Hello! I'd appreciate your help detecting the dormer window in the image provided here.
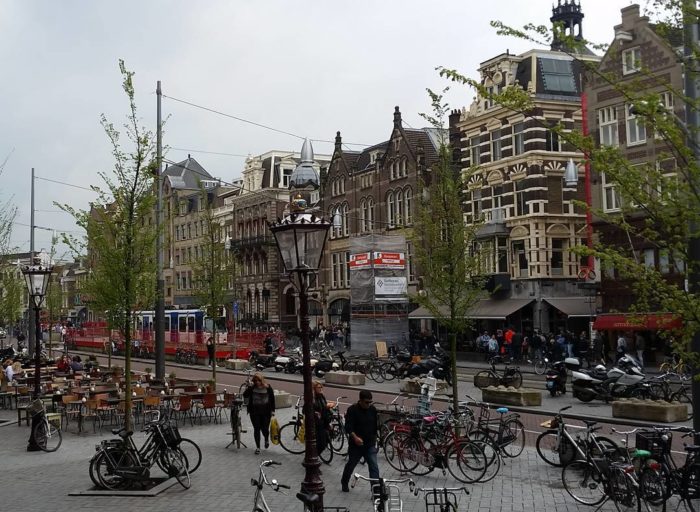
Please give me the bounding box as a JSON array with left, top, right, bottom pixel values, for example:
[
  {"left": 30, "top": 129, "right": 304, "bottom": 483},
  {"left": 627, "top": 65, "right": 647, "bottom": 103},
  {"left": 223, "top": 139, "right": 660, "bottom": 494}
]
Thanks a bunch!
[
  {"left": 622, "top": 47, "right": 642, "bottom": 75},
  {"left": 282, "top": 168, "right": 293, "bottom": 188},
  {"left": 370, "top": 151, "right": 378, "bottom": 164}
]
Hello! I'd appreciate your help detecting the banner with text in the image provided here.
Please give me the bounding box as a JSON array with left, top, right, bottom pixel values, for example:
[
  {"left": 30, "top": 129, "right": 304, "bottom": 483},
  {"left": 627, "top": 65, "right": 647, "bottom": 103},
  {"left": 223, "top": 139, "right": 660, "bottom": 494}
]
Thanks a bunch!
[
  {"left": 374, "top": 277, "right": 407, "bottom": 301},
  {"left": 372, "top": 251, "right": 405, "bottom": 269},
  {"left": 349, "top": 252, "right": 372, "bottom": 270}
]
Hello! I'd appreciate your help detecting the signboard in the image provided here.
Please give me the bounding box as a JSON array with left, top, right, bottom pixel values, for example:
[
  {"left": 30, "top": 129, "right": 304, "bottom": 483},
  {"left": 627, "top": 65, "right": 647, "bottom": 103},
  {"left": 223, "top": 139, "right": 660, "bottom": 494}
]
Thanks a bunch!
[
  {"left": 374, "top": 277, "right": 407, "bottom": 297},
  {"left": 232, "top": 301, "right": 239, "bottom": 315},
  {"left": 373, "top": 251, "right": 405, "bottom": 269},
  {"left": 349, "top": 252, "right": 372, "bottom": 270}
]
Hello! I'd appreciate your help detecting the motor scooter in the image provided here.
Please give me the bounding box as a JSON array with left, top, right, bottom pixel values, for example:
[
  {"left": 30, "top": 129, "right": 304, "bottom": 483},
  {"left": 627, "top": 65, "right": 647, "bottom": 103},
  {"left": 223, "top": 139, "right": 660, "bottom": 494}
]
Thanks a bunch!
[
  {"left": 545, "top": 359, "right": 568, "bottom": 396},
  {"left": 571, "top": 355, "right": 646, "bottom": 402}
]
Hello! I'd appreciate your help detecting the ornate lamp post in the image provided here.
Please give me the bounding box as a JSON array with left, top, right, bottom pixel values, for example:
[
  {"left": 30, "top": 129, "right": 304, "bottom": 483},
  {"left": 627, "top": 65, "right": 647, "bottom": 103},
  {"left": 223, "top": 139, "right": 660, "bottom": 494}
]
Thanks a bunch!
[
  {"left": 269, "top": 196, "right": 330, "bottom": 511},
  {"left": 21, "top": 260, "right": 53, "bottom": 399}
]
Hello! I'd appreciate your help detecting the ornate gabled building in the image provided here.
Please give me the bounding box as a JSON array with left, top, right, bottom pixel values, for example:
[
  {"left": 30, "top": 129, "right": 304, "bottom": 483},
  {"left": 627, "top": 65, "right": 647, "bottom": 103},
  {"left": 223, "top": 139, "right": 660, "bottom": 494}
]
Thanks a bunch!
[
  {"left": 321, "top": 107, "right": 440, "bottom": 330},
  {"left": 449, "top": 0, "right": 601, "bottom": 336}
]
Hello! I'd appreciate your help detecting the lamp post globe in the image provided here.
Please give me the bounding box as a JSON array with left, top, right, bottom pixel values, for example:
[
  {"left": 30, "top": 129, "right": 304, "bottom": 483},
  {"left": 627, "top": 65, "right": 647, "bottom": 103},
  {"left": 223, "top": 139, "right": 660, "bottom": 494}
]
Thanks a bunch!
[{"left": 20, "top": 261, "right": 53, "bottom": 399}]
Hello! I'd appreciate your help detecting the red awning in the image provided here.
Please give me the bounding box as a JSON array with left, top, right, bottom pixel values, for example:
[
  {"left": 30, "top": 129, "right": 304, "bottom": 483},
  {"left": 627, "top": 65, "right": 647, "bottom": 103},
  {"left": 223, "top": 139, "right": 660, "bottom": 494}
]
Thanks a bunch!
[{"left": 593, "top": 313, "right": 682, "bottom": 331}]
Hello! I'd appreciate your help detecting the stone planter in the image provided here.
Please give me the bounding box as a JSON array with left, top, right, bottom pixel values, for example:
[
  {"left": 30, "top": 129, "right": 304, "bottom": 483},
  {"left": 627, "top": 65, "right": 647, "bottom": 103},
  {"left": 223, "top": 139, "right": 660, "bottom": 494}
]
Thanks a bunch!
[
  {"left": 324, "top": 371, "right": 366, "bottom": 386},
  {"left": 612, "top": 399, "right": 688, "bottom": 423},
  {"left": 273, "top": 390, "right": 293, "bottom": 409},
  {"left": 481, "top": 386, "right": 542, "bottom": 406},
  {"left": 225, "top": 359, "right": 249, "bottom": 370}
]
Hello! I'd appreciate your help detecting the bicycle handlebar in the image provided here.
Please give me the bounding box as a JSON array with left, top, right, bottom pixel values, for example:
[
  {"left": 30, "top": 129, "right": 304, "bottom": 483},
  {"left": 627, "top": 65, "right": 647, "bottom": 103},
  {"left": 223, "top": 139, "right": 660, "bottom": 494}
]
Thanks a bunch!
[
  {"left": 351, "top": 473, "right": 414, "bottom": 488},
  {"left": 611, "top": 427, "right": 641, "bottom": 435},
  {"left": 413, "top": 486, "right": 470, "bottom": 497},
  {"left": 262, "top": 460, "right": 282, "bottom": 467}
]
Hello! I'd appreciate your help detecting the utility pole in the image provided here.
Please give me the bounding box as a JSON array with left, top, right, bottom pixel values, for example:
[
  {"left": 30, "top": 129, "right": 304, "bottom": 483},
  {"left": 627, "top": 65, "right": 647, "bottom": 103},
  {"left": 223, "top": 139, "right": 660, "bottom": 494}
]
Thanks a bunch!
[
  {"left": 683, "top": 1, "right": 700, "bottom": 434},
  {"left": 28, "top": 168, "right": 35, "bottom": 352},
  {"left": 155, "top": 81, "right": 166, "bottom": 382}
]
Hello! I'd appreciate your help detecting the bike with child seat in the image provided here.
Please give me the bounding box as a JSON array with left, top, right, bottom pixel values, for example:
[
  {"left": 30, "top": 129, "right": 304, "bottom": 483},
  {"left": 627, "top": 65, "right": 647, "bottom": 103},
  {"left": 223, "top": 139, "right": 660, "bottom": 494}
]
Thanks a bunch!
[
  {"left": 535, "top": 405, "right": 619, "bottom": 467},
  {"left": 352, "top": 473, "right": 414, "bottom": 512}
]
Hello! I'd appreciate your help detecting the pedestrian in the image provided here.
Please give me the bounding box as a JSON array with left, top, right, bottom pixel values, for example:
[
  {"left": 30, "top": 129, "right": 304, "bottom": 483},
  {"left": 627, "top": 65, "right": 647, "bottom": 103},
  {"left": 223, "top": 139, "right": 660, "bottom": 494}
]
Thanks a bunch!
[
  {"left": 243, "top": 372, "right": 276, "bottom": 454},
  {"left": 341, "top": 390, "right": 379, "bottom": 492},
  {"left": 313, "top": 381, "right": 334, "bottom": 459},
  {"left": 511, "top": 330, "right": 523, "bottom": 362},
  {"left": 504, "top": 327, "right": 514, "bottom": 359},
  {"left": 635, "top": 332, "right": 646, "bottom": 367},
  {"left": 487, "top": 335, "right": 499, "bottom": 359},
  {"left": 616, "top": 333, "right": 628, "bottom": 360},
  {"left": 592, "top": 331, "right": 604, "bottom": 364},
  {"left": 206, "top": 336, "right": 216, "bottom": 367},
  {"left": 3, "top": 359, "right": 14, "bottom": 383}
]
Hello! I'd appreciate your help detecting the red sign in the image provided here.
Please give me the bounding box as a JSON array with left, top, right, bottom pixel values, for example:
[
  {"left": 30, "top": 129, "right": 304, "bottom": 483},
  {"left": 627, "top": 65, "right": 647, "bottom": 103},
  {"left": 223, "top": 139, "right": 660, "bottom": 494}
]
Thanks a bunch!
[
  {"left": 373, "top": 251, "right": 405, "bottom": 269},
  {"left": 592, "top": 313, "right": 682, "bottom": 331},
  {"left": 349, "top": 252, "right": 372, "bottom": 269}
]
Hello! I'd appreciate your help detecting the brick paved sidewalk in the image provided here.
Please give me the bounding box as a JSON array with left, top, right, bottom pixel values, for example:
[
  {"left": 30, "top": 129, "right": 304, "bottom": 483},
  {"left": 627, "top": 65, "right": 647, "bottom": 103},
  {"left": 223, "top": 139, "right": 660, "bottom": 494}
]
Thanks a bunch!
[{"left": 0, "top": 404, "right": 632, "bottom": 512}]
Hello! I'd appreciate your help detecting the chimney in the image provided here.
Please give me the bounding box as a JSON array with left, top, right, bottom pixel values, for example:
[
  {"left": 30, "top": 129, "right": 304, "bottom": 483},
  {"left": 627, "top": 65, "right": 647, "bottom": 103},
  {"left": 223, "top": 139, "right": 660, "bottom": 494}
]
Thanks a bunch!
[
  {"left": 393, "top": 106, "right": 402, "bottom": 128},
  {"left": 335, "top": 131, "right": 342, "bottom": 152}
]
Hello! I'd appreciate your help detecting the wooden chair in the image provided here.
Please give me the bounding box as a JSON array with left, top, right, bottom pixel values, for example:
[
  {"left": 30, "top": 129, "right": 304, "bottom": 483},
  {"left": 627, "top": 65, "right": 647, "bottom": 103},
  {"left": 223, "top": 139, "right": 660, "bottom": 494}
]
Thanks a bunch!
[
  {"left": 94, "top": 393, "right": 116, "bottom": 426},
  {"left": 15, "top": 387, "right": 31, "bottom": 426},
  {"left": 82, "top": 399, "right": 100, "bottom": 433},
  {"left": 142, "top": 395, "right": 162, "bottom": 424},
  {"left": 174, "top": 395, "right": 194, "bottom": 426},
  {"left": 62, "top": 394, "right": 82, "bottom": 431},
  {"left": 195, "top": 393, "right": 220, "bottom": 424}
]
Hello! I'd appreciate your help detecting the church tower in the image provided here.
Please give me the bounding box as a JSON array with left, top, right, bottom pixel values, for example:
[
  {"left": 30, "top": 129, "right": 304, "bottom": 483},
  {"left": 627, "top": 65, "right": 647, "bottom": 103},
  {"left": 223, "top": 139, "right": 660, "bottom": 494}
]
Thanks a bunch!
[{"left": 550, "top": 0, "right": 585, "bottom": 51}]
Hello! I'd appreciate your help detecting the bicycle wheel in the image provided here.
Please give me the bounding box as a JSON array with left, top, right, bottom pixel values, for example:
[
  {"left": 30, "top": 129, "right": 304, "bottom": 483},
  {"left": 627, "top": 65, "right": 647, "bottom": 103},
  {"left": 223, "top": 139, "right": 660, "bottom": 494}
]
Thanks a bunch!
[
  {"left": 381, "top": 362, "right": 398, "bottom": 381},
  {"left": 34, "top": 418, "right": 62, "bottom": 452},
  {"left": 177, "top": 438, "right": 202, "bottom": 474},
  {"left": 608, "top": 468, "right": 638, "bottom": 511},
  {"left": 534, "top": 359, "right": 547, "bottom": 375},
  {"left": 383, "top": 431, "right": 418, "bottom": 473},
  {"left": 368, "top": 362, "right": 384, "bottom": 383},
  {"left": 501, "top": 419, "right": 525, "bottom": 458},
  {"left": 639, "top": 466, "right": 668, "bottom": 506},
  {"left": 536, "top": 430, "right": 575, "bottom": 467},
  {"left": 279, "top": 422, "right": 305, "bottom": 454},
  {"left": 328, "top": 419, "right": 347, "bottom": 456},
  {"left": 94, "top": 450, "right": 138, "bottom": 490},
  {"left": 468, "top": 436, "right": 501, "bottom": 483},
  {"left": 505, "top": 370, "right": 523, "bottom": 389},
  {"left": 589, "top": 436, "right": 621, "bottom": 459},
  {"left": 163, "top": 448, "right": 191, "bottom": 489},
  {"left": 562, "top": 460, "right": 606, "bottom": 506},
  {"left": 319, "top": 444, "right": 333, "bottom": 464},
  {"left": 682, "top": 462, "right": 700, "bottom": 512},
  {"left": 447, "top": 440, "right": 487, "bottom": 484},
  {"left": 474, "top": 370, "right": 497, "bottom": 389}
]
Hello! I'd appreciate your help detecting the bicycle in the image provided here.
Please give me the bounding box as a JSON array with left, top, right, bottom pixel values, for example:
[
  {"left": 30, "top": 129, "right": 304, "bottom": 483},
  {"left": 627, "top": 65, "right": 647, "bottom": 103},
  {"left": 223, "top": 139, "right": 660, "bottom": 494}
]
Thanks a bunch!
[
  {"left": 238, "top": 368, "right": 254, "bottom": 396},
  {"left": 327, "top": 396, "right": 348, "bottom": 457},
  {"left": 278, "top": 396, "right": 333, "bottom": 463},
  {"left": 240, "top": 460, "right": 290, "bottom": 512},
  {"left": 469, "top": 403, "right": 525, "bottom": 458},
  {"left": 659, "top": 355, "right": 691, "bottom": 380},
  {"left": 28, "top": 399, "right": 62, "bottom": 452},
  {"left": 90, "top": 413, "right": 190, "bottom": 490},
  {"left": 474, "top": 358, "right": 523, "bottom": 389},
  {"left": 413, "top": 486, "right": 469, "bottom": 512},
  {"left": 535, "top": 405, "right": 619, "bottom": 467},
  {"left": 352, "top": 473, "right": 414, "bottom": 512},
  {"left": 226, "top": 394, "right": 247, "bottom": 449},
  {"left": 647, "top": 373, "right": 693, "bottom": 420}
]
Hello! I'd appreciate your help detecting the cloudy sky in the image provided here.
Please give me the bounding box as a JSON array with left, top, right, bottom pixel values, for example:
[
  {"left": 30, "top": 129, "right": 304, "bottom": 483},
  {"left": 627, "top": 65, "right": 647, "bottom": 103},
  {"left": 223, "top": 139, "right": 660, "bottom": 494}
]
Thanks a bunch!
[{"left": 1, "top": 0, "right": 636, "bottom": 258}]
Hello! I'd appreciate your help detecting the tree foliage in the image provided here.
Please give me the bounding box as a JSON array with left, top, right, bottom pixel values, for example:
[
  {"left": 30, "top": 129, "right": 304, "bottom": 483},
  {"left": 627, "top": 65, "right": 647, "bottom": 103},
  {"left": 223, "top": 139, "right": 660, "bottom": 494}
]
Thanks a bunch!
[
  {"left": 0, "top": 150, "right": 19, "bottom": 330},
  {"left": 412, "top": 88, "right": 485, "bottom": 413},
  {"left": 60, "top": 60, "right": 157, "bottom": 430}
]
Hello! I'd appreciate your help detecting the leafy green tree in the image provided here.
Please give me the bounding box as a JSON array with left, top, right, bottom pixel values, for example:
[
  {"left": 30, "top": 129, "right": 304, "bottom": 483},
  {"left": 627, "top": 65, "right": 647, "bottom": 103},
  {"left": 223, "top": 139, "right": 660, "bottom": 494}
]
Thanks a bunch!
[
  {"left": 0, "top": 151, "right": 19, "bottom": 333},
  {"left": 438, "top": 0, "right": 700, "bottom": 369},
  {"left": 61, "top": 60, "right": 157, "bottom": 431},
  {"left": 412, "top": 88, "right": 485, "bottom": 415}
]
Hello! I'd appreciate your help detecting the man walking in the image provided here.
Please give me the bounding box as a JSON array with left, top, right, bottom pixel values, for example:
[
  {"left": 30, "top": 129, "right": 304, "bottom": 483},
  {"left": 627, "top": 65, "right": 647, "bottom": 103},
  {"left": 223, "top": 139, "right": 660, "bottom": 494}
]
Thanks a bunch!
[{"left": 341, "top": 390, "right": 379, "bottom": 492}]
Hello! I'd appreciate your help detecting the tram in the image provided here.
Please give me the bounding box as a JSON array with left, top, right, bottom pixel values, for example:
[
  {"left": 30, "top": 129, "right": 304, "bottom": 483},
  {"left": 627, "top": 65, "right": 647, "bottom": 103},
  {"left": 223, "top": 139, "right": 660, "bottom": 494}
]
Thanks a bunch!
[{"left": 134, "top": 308, "right": 229, "bottom": 344}]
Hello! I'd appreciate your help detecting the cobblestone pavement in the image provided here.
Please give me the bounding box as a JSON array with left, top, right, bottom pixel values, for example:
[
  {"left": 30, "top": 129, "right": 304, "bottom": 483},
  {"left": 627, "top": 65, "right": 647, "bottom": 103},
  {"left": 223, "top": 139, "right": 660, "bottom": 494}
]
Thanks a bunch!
[{"left": 0, "top": 403, "right": 657, "bottom": 512}]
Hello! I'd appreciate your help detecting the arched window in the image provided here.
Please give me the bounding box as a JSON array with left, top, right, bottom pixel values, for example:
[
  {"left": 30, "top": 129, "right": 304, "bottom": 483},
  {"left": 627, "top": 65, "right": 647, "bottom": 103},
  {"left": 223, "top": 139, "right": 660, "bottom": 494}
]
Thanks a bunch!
[
  {"left": 260, "top": 252, "right": 268, "bottom": 274},
  {"left": 246, "top": 289, "right": 253, "bottom": 317},
  {"left": 404, "top": 187, "right": 412, "bottom": 224},
  {"left": 342, "top": 203, "right": 349, "bottom": 237},
  {"left": 367, "top": 198, "right": 375, "bottom": 230},
  {"left": 387, "top": 191, "right": 395, "bottom": 227},
  {"left": 360, "top": 199, "right": 367, "bottom": 232},
  {"left": 330, "top": 205, "right": 341, "bottom": 239},
  {"left": 401, "top": 157, "right": 407, "bottom": 177},
  {"left": 255, "top": 289, "right": 261, "bottom": 318},
  {"left": 395, "top": 189, "right": 404, "bottom": 226},
  {"left": 285, "top": 288, "right": 296, "bottom": 315}
]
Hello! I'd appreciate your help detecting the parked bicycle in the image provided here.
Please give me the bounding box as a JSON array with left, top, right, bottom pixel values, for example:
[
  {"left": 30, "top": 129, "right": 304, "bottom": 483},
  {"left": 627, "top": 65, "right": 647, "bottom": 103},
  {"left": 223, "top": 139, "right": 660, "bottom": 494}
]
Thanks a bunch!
[
  {"left": 28, "top": 399, "right": 62, "bottom": 452},
  {"left": 89, "top": 412, "right": 191, "bottom": 490},
  {"left": 474, "top": 358, "right": 523, "bottom": 389},
  {"left": 646, "top": 373, "right": 693, "bottom": 420},
  {"left": 226, "top": 393, "right": 246, "bottom": 449},
  {"left": 242, "top": 460, "right": 290, "bottom": 512},
  {"left": 278, "top": 396, "right": 333, "bottom": 463},
  {"left": 413, "top": 486, "right": 469, "bottom": 512},
  {"left": 352, "top": 473, "right": 414, "bottom": 512}
]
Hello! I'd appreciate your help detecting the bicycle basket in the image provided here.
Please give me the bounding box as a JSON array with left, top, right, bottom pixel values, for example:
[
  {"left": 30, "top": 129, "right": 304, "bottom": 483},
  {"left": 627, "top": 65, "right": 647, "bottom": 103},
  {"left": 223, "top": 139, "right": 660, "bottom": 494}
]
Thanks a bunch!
[
  {"left": 635, "top": 431, "right": 671, "bottom": 459},
  {"left": 540, "top": 418, "right": 559, "bottom": 429},
  {"left": 27, "top": 399, "right": 45, "bottom": 417},
  {"left": 161, "top": 421, "right": 182, "bottom": 448}
]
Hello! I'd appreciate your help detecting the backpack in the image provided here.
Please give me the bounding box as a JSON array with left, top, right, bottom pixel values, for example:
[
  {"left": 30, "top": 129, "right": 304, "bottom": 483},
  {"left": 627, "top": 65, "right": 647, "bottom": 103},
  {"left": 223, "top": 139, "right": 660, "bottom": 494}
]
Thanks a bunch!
[{"left": 488, "top": 338, "right": 498, "bottom": 353}]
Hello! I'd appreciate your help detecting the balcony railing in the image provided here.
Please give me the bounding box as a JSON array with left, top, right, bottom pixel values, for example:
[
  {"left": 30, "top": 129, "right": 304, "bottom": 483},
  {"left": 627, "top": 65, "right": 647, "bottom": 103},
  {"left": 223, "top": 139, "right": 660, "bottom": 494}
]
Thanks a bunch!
[{"left": 230, "top": 235, "right": 275, "bottom": 250}]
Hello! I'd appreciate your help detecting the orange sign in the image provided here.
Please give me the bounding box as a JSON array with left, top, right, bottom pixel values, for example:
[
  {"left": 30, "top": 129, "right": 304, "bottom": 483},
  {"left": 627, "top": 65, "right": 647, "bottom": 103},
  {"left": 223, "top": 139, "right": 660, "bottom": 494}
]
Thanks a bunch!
[
  {"left": 373, "top": 251, "right": 405, "bottom": 269},
  {"left": 349, "top": 252, "right": 371, "bottom": 269}
]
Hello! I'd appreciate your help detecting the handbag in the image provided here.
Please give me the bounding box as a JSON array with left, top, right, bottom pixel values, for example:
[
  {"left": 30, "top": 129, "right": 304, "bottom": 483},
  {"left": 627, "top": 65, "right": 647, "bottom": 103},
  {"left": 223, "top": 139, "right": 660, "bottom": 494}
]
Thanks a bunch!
[{"left": 269, "top": 416, "right": 280, "bottom": 445}]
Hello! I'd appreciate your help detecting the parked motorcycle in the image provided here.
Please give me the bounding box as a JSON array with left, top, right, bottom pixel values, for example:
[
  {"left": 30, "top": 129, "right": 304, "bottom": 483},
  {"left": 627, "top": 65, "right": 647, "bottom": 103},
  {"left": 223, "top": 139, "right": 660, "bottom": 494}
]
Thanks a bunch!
[
  {"left": 397, "top": 345, "right": 452, "bottom": 385},
  {"left": 278, "top": 347, "right": 319, "bottom": 374},
  {"left": 545, "top": 359, "right": 568, "bottom": 396},
  {"left": 313, "top": 349, "right": 341, "bottom": 377},
  {"left": 571, "top": 355, "right": 647, "bottom": 402},
  {"left": 249, "top": 346, "right": 284, "bottom": 370}
]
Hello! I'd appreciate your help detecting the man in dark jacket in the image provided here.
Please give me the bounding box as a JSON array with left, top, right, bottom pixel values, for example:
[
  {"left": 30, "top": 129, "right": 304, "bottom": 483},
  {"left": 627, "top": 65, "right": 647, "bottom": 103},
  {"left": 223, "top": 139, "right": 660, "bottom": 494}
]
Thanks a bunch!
[{"left": 341, "top": 390, "right": 379, "bottom": 492}]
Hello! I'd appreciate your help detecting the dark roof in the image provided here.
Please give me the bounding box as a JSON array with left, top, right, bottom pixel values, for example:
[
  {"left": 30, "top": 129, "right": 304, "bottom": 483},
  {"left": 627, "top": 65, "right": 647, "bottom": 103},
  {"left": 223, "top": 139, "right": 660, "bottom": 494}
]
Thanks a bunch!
[
  {"left": 404, "top": 128, "right": 441, "bottom": 165},
  {"left": 515, "top": 54, "right": 584, "bottom": 99},
  {"left": 355, "top": 142, "right": 390, "bottom": 172},
  {"left": 163, "top": 157, "right": 212, "bottom": 190}
]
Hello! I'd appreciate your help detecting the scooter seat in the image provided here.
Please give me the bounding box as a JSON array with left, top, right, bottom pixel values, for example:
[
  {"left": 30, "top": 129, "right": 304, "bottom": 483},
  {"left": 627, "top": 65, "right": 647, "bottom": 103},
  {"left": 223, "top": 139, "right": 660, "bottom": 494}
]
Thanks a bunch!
[{"left": 496, "top": 407, "right": 509, "bottom": 414}]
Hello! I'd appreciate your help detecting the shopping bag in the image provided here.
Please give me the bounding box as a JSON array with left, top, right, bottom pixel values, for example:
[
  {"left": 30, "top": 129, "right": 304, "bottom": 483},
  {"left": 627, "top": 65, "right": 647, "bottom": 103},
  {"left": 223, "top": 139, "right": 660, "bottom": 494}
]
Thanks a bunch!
[
  {"left": 298, "top": 420, "right": 305, "bottom": 443},
  {"left": 270, "top": 416, "right": 280, "bottom": 445}
]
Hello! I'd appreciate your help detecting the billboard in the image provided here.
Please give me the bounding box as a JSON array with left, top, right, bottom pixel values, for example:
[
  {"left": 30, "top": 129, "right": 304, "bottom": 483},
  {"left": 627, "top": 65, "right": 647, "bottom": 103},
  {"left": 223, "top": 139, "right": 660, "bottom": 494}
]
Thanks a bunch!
[
  {"left": 374, "top": 277, "right": 407, "bottom": 300},
  {"left": 372, "top": 251, "right": 405, "bottom": 269}
]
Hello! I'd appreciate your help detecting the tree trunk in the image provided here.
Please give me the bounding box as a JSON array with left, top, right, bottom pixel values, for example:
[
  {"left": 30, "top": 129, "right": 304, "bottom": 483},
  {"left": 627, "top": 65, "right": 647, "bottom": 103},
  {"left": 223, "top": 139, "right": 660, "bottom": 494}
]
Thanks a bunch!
[
  {"left": 124, "top": 314, "right": 132, "bottom": 432},
  {"left": 450, "top": 330, "right": 459, "bottom": 426}
]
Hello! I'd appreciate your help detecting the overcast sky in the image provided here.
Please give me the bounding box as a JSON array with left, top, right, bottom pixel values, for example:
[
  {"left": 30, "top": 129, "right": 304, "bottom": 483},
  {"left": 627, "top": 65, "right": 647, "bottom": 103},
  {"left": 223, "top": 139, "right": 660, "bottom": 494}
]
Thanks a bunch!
[{"left": 1, "top": 0, "right": 636, "bottom": 258}]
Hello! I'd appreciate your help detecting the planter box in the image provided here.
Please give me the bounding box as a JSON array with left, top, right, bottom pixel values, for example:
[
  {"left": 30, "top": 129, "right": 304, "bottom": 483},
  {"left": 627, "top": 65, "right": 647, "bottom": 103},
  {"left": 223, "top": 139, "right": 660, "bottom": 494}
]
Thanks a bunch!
[
  {"left": 273, "top": 390, "right": 293, "bottom": 409},
  {"left": 612, "top": 399, "right": 688, "bottom": 423},
  {"left": 399, "top": 377, "right": 449, "bottom": 395},
  {"left": 324, "top": 371, "right": 366, "bottom": 386},
  {"left": 481, "top": 386, "right": 542, "bottom": 406},
  {"left": 225, "top": 359, "right": 249, "bottom": 370}
]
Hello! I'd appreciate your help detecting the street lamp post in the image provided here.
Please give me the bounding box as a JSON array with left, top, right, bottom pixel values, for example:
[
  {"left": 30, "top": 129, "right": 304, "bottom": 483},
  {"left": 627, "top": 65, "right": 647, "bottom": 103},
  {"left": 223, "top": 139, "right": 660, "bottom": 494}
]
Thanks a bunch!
[
  {"left": 20, "top": 260, "right": 53, "bottom": 399},
  {"left": 269, "top": 198, "right": 330, "bottom": 512}
]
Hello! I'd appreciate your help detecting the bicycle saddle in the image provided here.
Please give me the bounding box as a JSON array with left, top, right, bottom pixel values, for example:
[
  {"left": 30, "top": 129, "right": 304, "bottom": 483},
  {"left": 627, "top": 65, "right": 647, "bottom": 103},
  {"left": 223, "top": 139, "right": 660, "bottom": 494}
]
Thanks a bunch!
[
  {"left": 496, "top": 407, "right": 509, "bottom": 414},
  {"left": 296, "top": 492, "right": 319, "bottom": 505},
  {"left": 112, "top": 428, "right": 133, "bottom": 438},
  {"left": 584, "top": 420, "right": 597, "bottom": 428}
]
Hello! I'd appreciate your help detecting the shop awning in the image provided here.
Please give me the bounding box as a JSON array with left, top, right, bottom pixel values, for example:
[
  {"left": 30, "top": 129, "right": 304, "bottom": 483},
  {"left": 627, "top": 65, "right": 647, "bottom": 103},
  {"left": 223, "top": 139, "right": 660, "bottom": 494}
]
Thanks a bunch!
[
  {"left": 592, "top": 313, "right": 682, "bottom": 331},
  {"left": 408, "top": 298, "right": 532, "bottom": 320},
  {"left": 544, "top": 297, "right": 596, "bottom": 318}
]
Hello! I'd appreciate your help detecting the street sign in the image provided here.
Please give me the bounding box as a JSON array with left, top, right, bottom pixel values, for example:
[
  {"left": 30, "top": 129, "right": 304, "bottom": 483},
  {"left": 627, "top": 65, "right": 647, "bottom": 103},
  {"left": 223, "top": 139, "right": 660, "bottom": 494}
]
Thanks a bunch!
[{"left": 233, "top": 301, "right": 239, "bottom": 315}]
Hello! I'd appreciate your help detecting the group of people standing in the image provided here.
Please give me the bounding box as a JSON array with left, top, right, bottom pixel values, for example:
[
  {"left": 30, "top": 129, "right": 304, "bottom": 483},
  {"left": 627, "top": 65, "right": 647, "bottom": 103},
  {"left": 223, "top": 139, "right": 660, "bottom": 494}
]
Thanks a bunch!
[{"left": 313, "top": 324, "right": 350, "bottom": 350}]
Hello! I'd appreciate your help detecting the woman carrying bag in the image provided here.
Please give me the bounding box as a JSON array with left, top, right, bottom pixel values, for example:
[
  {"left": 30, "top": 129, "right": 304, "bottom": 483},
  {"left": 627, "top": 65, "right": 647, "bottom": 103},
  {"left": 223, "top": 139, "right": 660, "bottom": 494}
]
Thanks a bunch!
[{"left": 243, "top": 372, "right": 276, "bottom": 454}]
